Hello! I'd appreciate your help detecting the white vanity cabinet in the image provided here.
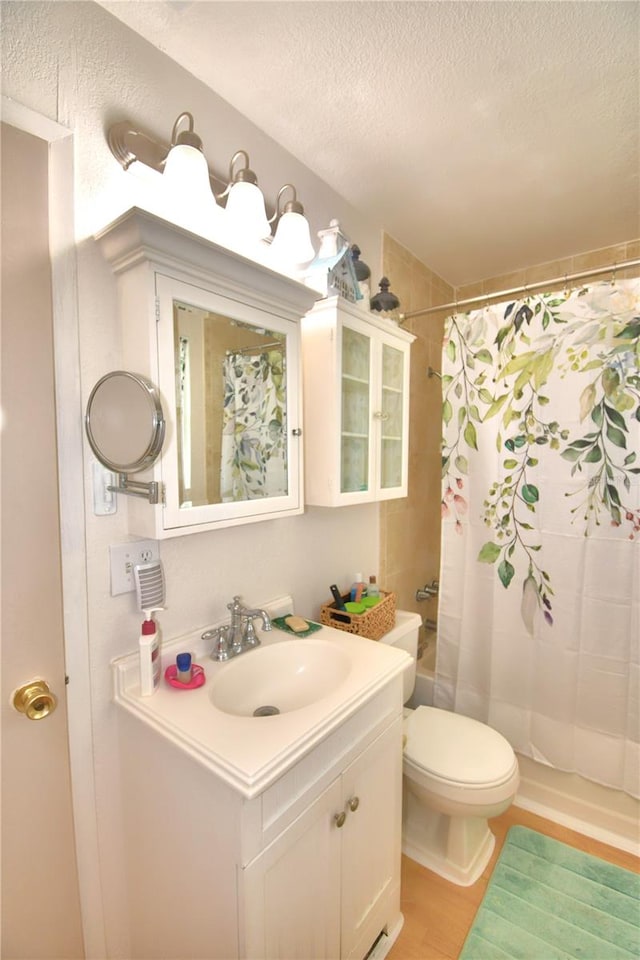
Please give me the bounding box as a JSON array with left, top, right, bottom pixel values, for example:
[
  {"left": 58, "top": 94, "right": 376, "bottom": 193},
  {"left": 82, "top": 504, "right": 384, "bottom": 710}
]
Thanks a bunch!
[
  {"left": 95, "top": 208, "right": 318, "bottom": 537},
  {"left": 115, "top": 665, "right": 405, "bottom": 960},
  {"left": 242, "top": 717, "right": 402, "bottom": 960},
  {"left": 301, "top": 296, "right": 415, "bottom": 506}
]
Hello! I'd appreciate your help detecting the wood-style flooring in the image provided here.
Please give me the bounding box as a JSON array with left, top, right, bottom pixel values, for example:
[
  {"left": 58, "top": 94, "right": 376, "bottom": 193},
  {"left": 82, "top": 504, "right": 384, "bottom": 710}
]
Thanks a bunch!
[{"left": 387, "top": 805, "right": 639, "bottom": 960}]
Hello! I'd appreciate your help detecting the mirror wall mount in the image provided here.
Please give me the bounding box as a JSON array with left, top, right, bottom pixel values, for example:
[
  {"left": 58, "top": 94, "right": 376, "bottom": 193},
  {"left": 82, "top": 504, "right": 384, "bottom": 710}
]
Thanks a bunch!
[
  {"left": 85, "top": 371, "right": 166, "bottom": 506},
  {"left": 109, "top": 473, "right": 163, "bottom": 505}
]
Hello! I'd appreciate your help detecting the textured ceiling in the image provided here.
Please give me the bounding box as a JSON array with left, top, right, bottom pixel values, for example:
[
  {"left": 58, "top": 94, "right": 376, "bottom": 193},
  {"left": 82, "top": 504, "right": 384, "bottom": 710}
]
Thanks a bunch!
[{"left": 97, "top": 1, "right": 639, "bottom": 285}]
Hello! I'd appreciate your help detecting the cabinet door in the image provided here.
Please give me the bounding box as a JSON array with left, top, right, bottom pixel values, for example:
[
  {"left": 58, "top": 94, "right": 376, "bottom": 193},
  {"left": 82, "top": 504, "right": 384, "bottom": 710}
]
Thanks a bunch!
[
  {"left": 241, "top": 778, "right": 342, "bottom": 960},
  {"left": 376, "top": 334, "right": 411, "bottom": 500},
  {"left": 302, "top": 297, "right": 414, "bottom": 507},
  {"left": 340, "top": 718, "right": 403, "bottom": 960},
  {"left": 340, "top": 323, "right": 373, "bottom": 496},
  {"left": 156, "top": 274, "right": 304, "bottom": 534},
  {"left": 340, "top": 320, "right": 411, "bottom": 503}
]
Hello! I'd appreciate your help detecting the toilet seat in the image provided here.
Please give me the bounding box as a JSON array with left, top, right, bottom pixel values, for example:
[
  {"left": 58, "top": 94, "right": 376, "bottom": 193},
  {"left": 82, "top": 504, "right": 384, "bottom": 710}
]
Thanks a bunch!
[{"left": 403, "top": 706, "right": 517, "bottom": 787}]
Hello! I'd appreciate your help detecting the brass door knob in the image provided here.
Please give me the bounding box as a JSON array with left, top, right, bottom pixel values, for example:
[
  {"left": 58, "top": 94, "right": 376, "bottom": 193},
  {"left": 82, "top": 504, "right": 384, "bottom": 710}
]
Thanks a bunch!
[
  {"left": 334, "top": 811, "right": 347, "bottom": 828},
  {"left": 12, "top": 680, "right": 58, "bottom": 720},
  {"left": 346, "top": 796, "right": 360, "bottom": 813}
]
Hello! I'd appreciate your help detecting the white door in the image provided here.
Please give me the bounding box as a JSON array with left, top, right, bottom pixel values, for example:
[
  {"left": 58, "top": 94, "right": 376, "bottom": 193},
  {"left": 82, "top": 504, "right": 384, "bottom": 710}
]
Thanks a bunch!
[{"left": 1, "top": 122, "right": 85, "bottom": 959}]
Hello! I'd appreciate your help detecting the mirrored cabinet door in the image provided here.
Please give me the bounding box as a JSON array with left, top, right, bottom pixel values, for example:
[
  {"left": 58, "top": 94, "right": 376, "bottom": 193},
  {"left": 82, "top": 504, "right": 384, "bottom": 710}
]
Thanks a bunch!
[{"left": 156, "top": 274, "right": 303, "bottom": 532}]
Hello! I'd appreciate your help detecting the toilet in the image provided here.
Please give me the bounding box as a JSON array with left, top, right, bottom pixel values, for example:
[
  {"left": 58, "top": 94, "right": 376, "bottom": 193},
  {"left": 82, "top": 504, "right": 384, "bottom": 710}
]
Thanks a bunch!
[{"left": 381, "top": 611, "right": 520, "bottom": 886}]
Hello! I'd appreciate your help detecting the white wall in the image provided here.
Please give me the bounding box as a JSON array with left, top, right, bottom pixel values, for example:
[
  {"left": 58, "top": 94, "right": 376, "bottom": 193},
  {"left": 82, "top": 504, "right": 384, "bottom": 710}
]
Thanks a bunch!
[{"left": 2, "top": 3, "right": 387, "bottom": 954}]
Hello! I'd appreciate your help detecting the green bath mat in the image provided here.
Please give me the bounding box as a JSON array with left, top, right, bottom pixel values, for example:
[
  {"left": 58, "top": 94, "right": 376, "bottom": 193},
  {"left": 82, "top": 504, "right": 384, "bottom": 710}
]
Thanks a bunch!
[{"left": 460, "top": 826, "right": 639, "bottom": 959}]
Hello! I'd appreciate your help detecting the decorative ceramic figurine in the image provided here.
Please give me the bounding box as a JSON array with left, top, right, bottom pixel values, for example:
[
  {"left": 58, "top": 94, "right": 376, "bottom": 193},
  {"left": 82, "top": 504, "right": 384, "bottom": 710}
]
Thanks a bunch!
[{"left": 304, "top": 220, "right": 363, "bottom": 303}]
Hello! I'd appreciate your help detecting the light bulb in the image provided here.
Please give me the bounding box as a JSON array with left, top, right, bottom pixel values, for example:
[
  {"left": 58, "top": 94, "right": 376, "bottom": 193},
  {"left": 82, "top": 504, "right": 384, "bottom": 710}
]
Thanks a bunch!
[
  {"left": 162, "top": 142, "right": 224, "bottom": 239},
  {"left": 271, "top": 210, "right": 315, "bottom": 266},
  {"left": 224, "top": 180, "right": 271, "bottom": 242}
]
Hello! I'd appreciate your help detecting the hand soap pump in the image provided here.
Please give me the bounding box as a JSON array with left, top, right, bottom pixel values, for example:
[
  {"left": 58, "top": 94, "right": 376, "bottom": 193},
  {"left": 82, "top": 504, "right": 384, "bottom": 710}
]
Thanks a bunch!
[{"left": 139, "top": 607, "right": 162, "bottom": 696}]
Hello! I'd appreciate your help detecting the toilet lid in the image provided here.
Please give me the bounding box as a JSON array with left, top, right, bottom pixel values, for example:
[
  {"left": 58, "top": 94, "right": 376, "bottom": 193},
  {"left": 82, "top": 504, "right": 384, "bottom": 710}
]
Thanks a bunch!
[{"left": 404, "top": 706, "right": 516, "bottom": 786}]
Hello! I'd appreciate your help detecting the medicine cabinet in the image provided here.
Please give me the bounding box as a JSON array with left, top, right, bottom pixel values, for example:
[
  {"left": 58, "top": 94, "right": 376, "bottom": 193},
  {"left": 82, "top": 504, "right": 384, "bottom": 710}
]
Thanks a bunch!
[
  {"left": 301, "top": 296, "right": 415, "bottom": 506},
  {"left": 95, "top": 207, "right": 318, "bottom": 538}
]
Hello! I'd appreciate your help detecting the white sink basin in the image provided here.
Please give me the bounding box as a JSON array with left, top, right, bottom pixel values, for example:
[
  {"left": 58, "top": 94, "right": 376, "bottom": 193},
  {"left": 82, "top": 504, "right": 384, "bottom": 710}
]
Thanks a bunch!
[
  {"left": 209, "top": 639, "right": 352, "bottom": 717},
  {"left": 112, "top": 595, "right": 411, "bottom": 796}
]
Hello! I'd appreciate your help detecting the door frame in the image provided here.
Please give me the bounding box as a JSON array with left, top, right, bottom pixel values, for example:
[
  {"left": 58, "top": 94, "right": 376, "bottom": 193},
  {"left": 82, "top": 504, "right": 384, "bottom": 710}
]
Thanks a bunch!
[{"left": 1, "top": 96, "right": 106, "bottom": 957}]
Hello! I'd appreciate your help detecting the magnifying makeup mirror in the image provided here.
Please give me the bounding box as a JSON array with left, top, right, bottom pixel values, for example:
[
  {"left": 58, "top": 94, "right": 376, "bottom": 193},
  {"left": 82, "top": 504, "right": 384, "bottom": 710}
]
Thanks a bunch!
[{"left": 85, "top": 371, "right": 166, "bottom": 503}]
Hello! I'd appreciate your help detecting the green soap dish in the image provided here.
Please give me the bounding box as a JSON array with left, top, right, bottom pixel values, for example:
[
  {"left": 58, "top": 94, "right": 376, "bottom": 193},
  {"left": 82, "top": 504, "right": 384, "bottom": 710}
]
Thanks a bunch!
[
  {"left": 271, "top": 616, "right": 323, "bottom": 638},
  {"left": 361, "top": 596, "right": 381, "bottom": 608}
]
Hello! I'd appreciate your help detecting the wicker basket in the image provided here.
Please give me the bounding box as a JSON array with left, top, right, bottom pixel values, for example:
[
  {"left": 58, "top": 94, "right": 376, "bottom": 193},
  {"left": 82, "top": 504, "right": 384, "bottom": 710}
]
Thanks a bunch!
[{"left": 320, "top": 591, "right": 396, "bottom": 641}]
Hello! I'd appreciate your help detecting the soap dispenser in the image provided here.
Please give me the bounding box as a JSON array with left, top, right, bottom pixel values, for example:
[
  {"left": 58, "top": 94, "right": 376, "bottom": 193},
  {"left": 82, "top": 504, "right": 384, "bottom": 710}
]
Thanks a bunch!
[
  {"left": 139, "top": 608, "right": 162, "bottom": 696},
  {"left": 350, "top": 573, "right": 367, "bottom": 603}
]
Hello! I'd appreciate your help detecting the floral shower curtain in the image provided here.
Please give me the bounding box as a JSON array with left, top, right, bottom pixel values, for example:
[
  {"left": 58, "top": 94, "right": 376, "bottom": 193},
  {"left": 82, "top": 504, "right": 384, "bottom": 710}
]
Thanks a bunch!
[
  {"left": 436, "top": 279, "right": 639, "bottom": 796},
  {"left": 220, "top": 349, "right": 287, "bottom": 501}
]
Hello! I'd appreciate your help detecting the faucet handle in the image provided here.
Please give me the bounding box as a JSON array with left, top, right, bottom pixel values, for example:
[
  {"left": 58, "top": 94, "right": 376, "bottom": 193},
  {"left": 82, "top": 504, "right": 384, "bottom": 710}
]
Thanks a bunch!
[
  {"left": 242, "top": 618, "right": 261, "bottom": 649},
  {"left": 205, "top": 626, "right": 231, "bottom": 661}
]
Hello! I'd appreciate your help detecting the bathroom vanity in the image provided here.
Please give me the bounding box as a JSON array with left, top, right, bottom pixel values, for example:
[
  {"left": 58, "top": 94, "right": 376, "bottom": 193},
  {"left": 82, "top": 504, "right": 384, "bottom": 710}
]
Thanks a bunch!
[{"left": 112, "top": 598, "right": 409, "bottom": 960}]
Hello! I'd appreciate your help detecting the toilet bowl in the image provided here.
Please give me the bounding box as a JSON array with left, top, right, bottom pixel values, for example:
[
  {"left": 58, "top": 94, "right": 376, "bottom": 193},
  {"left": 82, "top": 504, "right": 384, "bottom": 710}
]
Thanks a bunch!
[{"left": 381, "top": 611, "right": 519, "bottom": 886}]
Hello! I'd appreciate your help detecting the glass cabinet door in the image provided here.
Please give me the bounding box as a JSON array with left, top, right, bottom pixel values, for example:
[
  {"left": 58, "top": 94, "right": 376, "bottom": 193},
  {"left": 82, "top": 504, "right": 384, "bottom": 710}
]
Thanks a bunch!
[
  {"left": 380, "top": 343, "right": 405, "bottom": 490},
  {"left": 340, "top": 326, "right": 371, "bottom": 494},
  {"left": 301, "top": 296, "right": 415, "bottom": 507}
]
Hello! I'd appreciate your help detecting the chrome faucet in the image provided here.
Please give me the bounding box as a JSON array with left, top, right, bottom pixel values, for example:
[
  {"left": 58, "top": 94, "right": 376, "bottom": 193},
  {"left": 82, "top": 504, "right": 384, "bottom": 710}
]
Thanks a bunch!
[
  {"left": 227, "top": 596, "right": 247, "bottom": 656},
  {"left": 205, "top": 597, "right": 273, "bottom": 661},
  {"left": 416, "top": 579, "right": 439, "bottom": 602}
]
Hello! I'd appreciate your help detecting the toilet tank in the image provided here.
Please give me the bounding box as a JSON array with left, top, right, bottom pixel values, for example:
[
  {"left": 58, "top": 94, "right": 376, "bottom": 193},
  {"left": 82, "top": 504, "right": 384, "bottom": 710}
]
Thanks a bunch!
[{"left": 380, "top": 610, "right": 422, "bottom": 702}]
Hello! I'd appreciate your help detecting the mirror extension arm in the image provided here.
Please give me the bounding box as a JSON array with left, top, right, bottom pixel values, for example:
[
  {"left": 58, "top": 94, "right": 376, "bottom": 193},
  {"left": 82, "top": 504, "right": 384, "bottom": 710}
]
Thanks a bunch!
[{"left": 85, "top": 371, "right": 166, "bottom": 506}]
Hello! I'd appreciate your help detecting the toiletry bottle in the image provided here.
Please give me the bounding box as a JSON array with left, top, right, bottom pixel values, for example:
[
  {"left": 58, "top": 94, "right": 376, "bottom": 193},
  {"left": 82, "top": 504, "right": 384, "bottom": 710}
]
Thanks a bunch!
[
  {"left": 139, "top": 608, "right": 162, "bottom": 696},
  {"left": 350, "top": 573, "right": 367, "bottom": 603},
  {"left": 368, "top": 575, "right": 380, "bottom": 598},
  {"left": 176, "top": 652, "right": 192, "bottom": 684}
]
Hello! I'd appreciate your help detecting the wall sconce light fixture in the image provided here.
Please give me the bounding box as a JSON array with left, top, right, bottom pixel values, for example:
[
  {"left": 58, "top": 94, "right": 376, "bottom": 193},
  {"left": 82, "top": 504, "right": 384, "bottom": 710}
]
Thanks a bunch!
[
  {"left": 269, "top": 184, "right": 315, "bottom": 266},
  {"left": 162, "top": 112, "right": 224, "bottom": 233},
  {"left": 217, "top": 149, "right": 271, "bottom": 242},
  {"left": 106, "top": 112, "right": 314, "bottom": 266}
]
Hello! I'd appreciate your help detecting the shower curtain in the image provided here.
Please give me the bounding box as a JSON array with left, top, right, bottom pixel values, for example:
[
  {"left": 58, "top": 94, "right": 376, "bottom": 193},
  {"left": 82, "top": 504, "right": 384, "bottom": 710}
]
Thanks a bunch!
[
  {"left": 435, "top": 278, "right": 639, "bottom": 797},
  {"left": 220, "top": 349, "right": 287, "bottom": 501}
]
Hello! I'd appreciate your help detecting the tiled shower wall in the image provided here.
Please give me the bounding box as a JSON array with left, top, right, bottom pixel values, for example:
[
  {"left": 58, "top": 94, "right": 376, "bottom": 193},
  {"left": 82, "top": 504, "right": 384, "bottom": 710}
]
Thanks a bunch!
[
  {"left": 380, "top": 235, "right": 640, "bottom": 653},
  {"left": 456, "top": 238, "right": 640, "bottom": 301},
  {"left": 378, "top": 238, "right": 453, "bottom": 632}
]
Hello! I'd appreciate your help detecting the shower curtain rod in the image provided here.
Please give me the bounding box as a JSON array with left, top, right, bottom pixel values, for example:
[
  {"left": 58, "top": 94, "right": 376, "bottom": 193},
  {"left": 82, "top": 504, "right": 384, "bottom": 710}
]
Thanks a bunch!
[
  {"left": 227, "top": 341, "right": 283, "bottom": 355},
  {"left": 400, "top": 257, "right": 640, "bottom": 321}
]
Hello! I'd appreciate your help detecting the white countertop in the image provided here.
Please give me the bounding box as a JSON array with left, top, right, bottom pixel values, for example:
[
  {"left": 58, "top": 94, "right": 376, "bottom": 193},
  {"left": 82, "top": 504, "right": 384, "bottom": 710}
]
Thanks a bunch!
[{"left": 112, "top": 596, "right": 410, "bottom": 797}]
